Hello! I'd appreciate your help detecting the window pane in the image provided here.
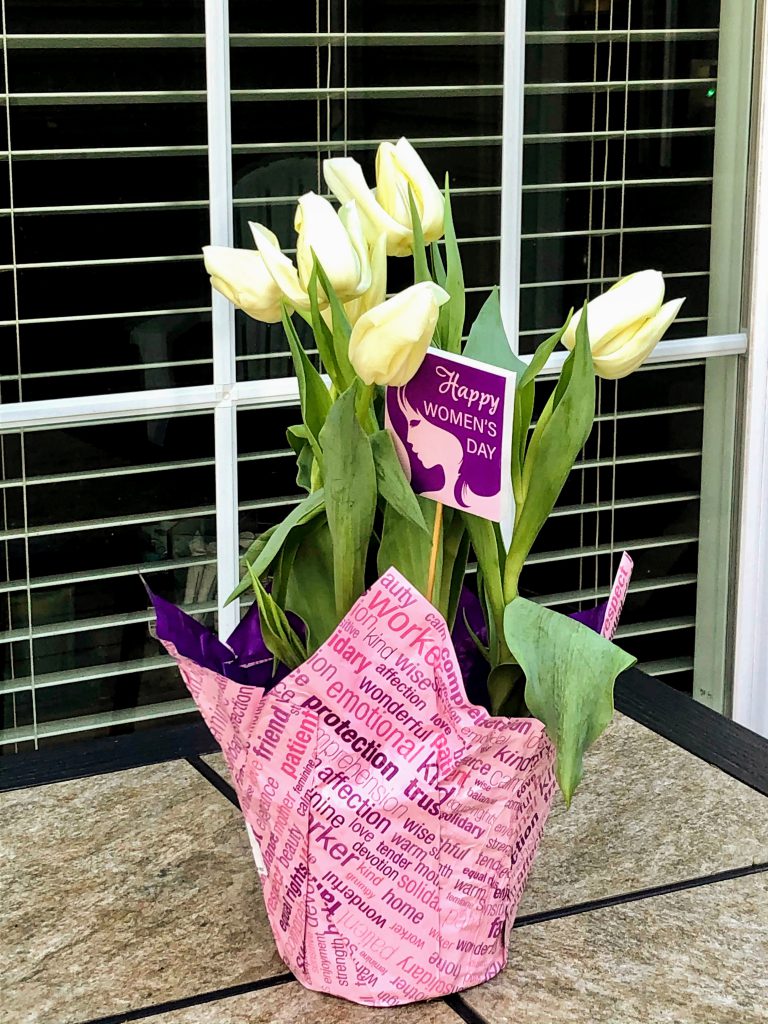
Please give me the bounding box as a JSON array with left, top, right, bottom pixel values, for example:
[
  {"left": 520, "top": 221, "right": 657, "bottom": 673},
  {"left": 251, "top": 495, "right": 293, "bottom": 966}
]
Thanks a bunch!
[
  {"left": 1, "top": 1, "right": 212, "bottom": 401},
  {"left": 0, "top": 412, "right": 215, "bottom": 751}
]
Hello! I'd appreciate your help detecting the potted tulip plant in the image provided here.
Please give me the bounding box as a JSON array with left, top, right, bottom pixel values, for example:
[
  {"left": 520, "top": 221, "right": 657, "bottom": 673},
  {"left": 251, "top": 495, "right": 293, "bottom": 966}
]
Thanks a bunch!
[{"left": 153, "top": 137, "right": 684, "bottom": 1006}]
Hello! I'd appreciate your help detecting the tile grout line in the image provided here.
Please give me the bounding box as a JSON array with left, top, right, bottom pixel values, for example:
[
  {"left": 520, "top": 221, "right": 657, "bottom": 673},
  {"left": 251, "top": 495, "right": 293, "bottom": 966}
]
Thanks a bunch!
[
  {"left": 71, "top": 974, "right": 295, "bottom": 1024},
  {"left": 514, "top": 859, "right": 768, "bottom": 928},
  {"left": 185, "top": 754, "right": 239, "bottom": 808}
]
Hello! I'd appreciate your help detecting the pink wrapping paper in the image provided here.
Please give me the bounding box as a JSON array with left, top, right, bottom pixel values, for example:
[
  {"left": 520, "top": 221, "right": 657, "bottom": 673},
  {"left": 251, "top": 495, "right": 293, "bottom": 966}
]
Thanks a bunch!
[{"left": 162, "top": 568, "right": 558, "bottom": 1005}]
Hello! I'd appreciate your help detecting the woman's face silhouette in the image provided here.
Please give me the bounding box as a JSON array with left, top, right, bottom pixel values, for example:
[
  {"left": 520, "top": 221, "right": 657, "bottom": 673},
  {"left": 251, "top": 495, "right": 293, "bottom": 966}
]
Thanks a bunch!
[{"left": 406, "top": 411, "right": 463, "bottom": 471}]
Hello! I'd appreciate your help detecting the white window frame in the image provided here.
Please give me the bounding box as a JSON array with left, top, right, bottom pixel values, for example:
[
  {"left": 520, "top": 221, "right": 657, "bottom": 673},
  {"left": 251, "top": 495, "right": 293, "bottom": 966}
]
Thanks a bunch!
[{"left": 0, "top": 0, "right": 759, "bottom": 728}]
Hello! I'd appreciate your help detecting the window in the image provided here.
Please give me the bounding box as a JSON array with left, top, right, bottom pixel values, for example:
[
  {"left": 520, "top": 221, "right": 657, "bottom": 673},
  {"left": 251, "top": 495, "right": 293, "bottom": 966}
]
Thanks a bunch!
[{"left": 0, "top": 0, "right": 754, "bottom": 752}]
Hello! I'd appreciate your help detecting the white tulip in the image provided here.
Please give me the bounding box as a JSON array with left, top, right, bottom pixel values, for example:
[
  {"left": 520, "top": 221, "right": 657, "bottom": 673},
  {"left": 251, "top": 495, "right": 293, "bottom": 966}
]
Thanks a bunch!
[
  {"left": 348, "top": 281, "right": 450, "bottom": 386},
  {"left": 563, "top": 270, "right": 685, "bottom": 379},
  {"left": 294, "top": 192, "right": 371, "bottom": 301},
  {"left": 375, "top": 137, "right": 445, "bottom": 244},
  {"left": 202, "top": 245, "right": 283, "bottom": 323},
  {"left": 323, "top": 156, "right": 412, "bottom": 256}
]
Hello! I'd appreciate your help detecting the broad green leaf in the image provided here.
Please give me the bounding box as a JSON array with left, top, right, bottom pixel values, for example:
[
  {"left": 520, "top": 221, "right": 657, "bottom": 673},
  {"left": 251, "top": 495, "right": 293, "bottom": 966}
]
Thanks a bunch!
[
  {"left": 247, "top": 566, "right": 307, "bottom": 670},
  {"left": 370, "top": 430, "right": 430, "bottom": 535},
  {"left": 313, "top": 255, "right": 355, "bottom": 390},
  {"left": 378, "top": 496, "right": 441, "bottom": 598},
  {"left": 320, "top": 382, "right": 377, "bottom": 618},
  {"left": 307, "top": 263, "right": 342, "bottom": 386},
  {"left": 441, "top": 177, "right": 465, "bottom": 354},
  {"left": 285, "top": 518, "right": 338, "bottom": 653},
  {"left": 504, "top": 596, "right": 636, "bottom": 805},
  {"left": 408, "top": 185, "right": 432, "bottom": 285},
  {"left": 281, "top": 304, "right": 332, "bottom": 468},
  {"left": 504, "top": 309, "right": 595, "bottom": 599},
  {"left": 226, "top": 489, "right": 325, "bottom": 604},
  {"left": 463, "top": 287, "right": 526, "bottom": 375}
]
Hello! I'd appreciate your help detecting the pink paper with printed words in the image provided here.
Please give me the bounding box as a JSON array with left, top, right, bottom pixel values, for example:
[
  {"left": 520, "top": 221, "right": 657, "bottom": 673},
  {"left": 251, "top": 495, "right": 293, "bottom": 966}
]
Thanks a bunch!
[{"left": 160, "top": 562, "right": 630, "bottom": 1005}]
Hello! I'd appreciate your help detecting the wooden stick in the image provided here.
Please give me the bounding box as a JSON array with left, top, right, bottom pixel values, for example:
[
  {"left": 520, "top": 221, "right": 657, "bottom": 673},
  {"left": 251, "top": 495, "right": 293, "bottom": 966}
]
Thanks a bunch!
[{"left": 426, "top": 502, "right": 444, "bottom": 605}]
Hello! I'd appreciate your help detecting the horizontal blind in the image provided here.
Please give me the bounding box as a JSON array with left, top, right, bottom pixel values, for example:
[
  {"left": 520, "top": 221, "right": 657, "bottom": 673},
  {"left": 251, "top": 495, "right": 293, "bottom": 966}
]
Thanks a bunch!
[{"left": 0, "top": 2, "right": 212, "bottom": 405}]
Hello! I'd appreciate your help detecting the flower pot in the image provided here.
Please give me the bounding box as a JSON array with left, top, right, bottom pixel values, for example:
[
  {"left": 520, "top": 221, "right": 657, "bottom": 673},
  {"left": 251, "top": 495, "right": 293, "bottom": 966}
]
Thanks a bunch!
[{"left": 153, "top": 567, "right": 557, "bottom": 1006}]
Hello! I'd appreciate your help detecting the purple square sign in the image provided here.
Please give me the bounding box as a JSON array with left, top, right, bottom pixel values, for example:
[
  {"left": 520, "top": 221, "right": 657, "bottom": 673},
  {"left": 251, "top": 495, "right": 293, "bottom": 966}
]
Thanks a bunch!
[{"left": 385, "top": 349, "right": 516, "bottom": 542}]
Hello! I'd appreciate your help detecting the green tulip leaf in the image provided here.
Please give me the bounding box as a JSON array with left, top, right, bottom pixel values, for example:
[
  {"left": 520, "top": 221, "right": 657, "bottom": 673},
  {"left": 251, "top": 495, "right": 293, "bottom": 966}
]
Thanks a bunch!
[
  {"left": 307, "top": 263, "right": 343, "bottom": 387},
  {"left": 504, "top": 596, "right": 635, "bottom": 805},
  {"left": 226, "top": 489, "right": 325, "bottom": 605},
  {"left": 281, "top": 304, "right": 332, "bottom": 469},
  {"left": 430, "top": 240, "right": 447, "bottom": 287},
  {"left": 286, "top": 424, "right": 315, "bottom": 492},
  {"left": 320, "top": 382, "right": 377, "bottom": 618},
  {"left": 247, "top": 565, "right": 307, "bottom": 670},
  {"left": 438, "top": 508, "right": 470, "bottom": 628},
  {"left": 378, "top": 496, "right": 441, "bottom": 599},
  {"left": 313, "top": 254, "right": 355, "bottom": 390},
  {"left": 504, "top": 305, "right": 595, "bottom": 599},
  {"left": 408, "top": 185, "right": 432, "bottom": 287},
  {"left": 370, "top": 429, "right": 430, "bottom": 535},
  {"left": 463, "top": 287, "right": 526, "bottom": 375},
  {"left": 488, "top": 661, "right": 526, "bottom": 717},
  {"left": 285, "top": 517, "right": 338, "bottom": 653},
  {"left": 440, "top": 176, "right": 465, "bottom": 354},
  {"left": 461, "top": 511, "right": 507, "bottom": 663}
]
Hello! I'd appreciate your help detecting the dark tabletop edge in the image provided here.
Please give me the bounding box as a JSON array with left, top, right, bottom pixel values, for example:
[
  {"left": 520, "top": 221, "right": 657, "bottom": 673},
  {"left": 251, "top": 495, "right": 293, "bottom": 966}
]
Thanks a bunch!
[
  {"left": 3, "top": 669, "right": 768, "bottom": 797},
  {"left": 615, "top": 668, "right": 768, "bottom": 799},
  {"left": 0, "top": 720, "right": 218, "bottom": 793}
]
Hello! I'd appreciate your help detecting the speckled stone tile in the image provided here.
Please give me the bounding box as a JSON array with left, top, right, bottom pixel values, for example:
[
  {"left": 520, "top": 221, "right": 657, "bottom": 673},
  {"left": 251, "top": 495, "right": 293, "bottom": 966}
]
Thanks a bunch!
[
  {"left": 204, "top": 714, "right": 768, "bottom": 917},
  {"left": 135, "top": 982, "right": 458, "bottom": 1023},
  {"left": 0, "top": 761, "right": 284, "bottom": 1024},
  {"left": 465, "top": 872, "right": 768, "bottom": 1024},
  {"left": 518, "top": 713, "right": 768, "bottom": 916}
]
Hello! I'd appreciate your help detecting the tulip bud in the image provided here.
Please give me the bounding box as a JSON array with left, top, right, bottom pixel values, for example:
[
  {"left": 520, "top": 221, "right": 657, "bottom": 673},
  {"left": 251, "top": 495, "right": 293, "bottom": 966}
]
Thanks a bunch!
[
  {"left": 202, "top": 245, "right": 283, "bottom": 323},
  {"left": 324, "top": 156, "right": 412, "bottom": 257},
  {"left": 563, "top": 270, "right": 685, "bottom": 379},
  {"left": 295, "top": 192, "right": 371, "bottom": 302},
  {"left": 375, "top": 137, "right": 445, "bottom": 244},
  {"left": 348, "top": 281, "right": 450, "bottom": 386}
]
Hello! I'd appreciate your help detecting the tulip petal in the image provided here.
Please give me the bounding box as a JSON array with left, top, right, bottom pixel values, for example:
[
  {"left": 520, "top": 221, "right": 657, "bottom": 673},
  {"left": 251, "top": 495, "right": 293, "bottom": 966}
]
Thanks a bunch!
[
  {"left": 392, "top": 137, "right": 445, "bottom": 242},
  {"left": 563, "top": 269, "right": 666, "bottom": 353},
  {"left": 323, "top": 156, "right": 412, "bottom": 256},
  {"left": 337, "top": 201, "right": 372, "bottom": 296},
  {"left": 594, "top": 297, "right": 685, "bottom": 379},
  {"left": 202, "top": 244, "right": 283, "bottom": 323},
  {"left": 249, "top": 221, "right": 310, "bottom": 310}
]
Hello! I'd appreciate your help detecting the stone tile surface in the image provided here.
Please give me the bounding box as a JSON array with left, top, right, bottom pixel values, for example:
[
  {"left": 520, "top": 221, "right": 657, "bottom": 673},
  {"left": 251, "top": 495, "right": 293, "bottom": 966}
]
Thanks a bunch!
[
  {"left": 206, "top": 714, "right": 768, "bottom": 916},
  {"left": 142, "top": 982, "right": 458, "bottom": 1023},
  {"left": 0, "top": 761, "right": 284, "bottom": 1024},
  {"left": 518, "top": 713, "right": 768, "bottom": 915},
  {"left": 465, "top": 872, "right": 768, "bottom": 1024}
]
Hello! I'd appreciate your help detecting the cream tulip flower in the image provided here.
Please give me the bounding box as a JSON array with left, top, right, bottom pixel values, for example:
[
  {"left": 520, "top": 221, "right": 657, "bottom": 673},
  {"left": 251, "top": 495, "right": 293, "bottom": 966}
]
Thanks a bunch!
[
  {"left": 249, "top": 222, "right": 310, "bottom": 310},
  {"left": 375, "top": 137, "right": 445, "bottom": 244},
  {"left": 348, "top": 281, "right": 450, "bottom": 386},
  {"left": 202, "top": 245, "right": 283, "bottom": 323},
  {"left": 294, "top": 193, "right": 371, "bottom": 301},
  {"left": 323, "top": 156, "right": 412, "bottom": 256},
  {"left": 562, "top": 270, "right": 685, "bottom": 379}
]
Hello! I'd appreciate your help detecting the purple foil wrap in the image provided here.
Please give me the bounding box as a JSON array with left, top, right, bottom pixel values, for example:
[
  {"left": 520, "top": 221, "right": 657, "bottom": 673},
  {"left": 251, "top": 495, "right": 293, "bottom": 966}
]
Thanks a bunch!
[{"left": 148, "top": 587, "right": 290, "bottom": 689}]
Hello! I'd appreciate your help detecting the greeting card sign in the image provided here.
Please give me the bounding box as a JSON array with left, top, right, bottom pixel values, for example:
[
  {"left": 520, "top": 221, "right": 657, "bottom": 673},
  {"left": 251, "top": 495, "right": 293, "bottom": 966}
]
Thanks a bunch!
[{"left": 386, "top": 349, "right": 516, "bottom": 544}]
